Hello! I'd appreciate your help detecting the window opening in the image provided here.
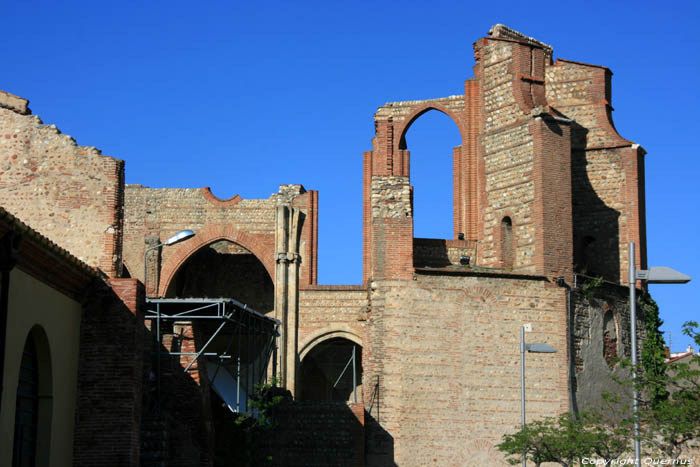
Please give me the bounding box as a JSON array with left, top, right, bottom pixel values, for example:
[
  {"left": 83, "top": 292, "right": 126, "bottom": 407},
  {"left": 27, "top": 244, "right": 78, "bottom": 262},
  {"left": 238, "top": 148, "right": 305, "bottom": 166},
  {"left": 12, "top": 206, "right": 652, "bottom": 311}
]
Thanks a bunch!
[
  {"left": 403, "top": 110, "right": 461, "bottom": 239},
  {"left": 13, "top": 335, "right": 39, "bottom": 467}
]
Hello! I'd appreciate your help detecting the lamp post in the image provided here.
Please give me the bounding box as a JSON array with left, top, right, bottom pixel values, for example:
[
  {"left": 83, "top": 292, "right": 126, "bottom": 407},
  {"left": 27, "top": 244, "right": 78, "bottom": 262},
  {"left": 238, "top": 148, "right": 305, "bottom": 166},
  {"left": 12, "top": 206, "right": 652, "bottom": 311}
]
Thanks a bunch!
[
  {"left": 520, "top": 325, "right": 557, "bottom": 467},
  {"left": 628, "top": 242, "right": 690, "bottom": 467},
  {"left": 142, "top": 229, "right": 195, "bottom": 296}
]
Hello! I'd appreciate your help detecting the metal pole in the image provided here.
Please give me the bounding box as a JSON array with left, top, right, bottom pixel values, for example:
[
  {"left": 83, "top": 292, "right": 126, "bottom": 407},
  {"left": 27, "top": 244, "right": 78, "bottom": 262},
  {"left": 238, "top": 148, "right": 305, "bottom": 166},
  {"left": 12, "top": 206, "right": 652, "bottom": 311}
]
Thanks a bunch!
[
  {"left": 236, "top": 310, "right": 241, "bottom": 413},
  {"left": 629, "top": 242, "right": 641, "bottom": 466},
  {"left": 352, "top": 345, "right": 357, "bottom": 403},
  {"left": 521, "top": 325, "right": 526, "bottom": 467}
]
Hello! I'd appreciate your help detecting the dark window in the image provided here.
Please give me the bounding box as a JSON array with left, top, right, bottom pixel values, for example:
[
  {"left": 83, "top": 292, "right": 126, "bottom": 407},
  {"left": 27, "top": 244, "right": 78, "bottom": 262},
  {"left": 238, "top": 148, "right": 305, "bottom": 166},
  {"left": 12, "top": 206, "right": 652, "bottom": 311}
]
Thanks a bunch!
[
  {"left": 501, "top": 217, "right": 514, "bottom": 269},
  {"left": 13, "top": 336, "right": 39, "bottom": 467}
]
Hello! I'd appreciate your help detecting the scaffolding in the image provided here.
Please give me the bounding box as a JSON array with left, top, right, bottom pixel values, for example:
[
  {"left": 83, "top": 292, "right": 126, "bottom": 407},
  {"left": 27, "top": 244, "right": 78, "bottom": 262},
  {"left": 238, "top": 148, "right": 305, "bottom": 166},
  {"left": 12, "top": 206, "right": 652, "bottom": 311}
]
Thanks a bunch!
[{"left": 145, "top": 297, "right": 280, "bottom": 413}]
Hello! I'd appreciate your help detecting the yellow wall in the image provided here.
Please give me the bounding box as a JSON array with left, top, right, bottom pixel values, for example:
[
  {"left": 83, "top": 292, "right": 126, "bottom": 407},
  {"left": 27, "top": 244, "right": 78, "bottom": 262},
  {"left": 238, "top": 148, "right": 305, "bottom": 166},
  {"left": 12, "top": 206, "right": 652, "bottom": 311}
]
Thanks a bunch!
[{"left": 1, "top": 268, "right": 83, "bottom": 467}]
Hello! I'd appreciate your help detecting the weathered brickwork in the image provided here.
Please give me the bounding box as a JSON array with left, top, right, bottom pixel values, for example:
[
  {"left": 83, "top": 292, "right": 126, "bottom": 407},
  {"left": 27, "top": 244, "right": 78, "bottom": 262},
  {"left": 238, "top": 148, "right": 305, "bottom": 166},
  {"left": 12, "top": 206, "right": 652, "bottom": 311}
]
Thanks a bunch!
[
  {"left": 546, "top": 59, "right": 646, "bottom": 282},
  {"left": 298, "top": 287, "right": 367, "bottom": 354},
  {"left": 73, "top": 279, "right": 145, "bottom": 466},
  {"left": 123, "top": 183, "right": 318, "bottom": 296},
  {"left": 0, "top": 91, "right": 124, "bottom": 276},
  {"left": 363, "top": 273, "right": 569, "bottom": 465},
  {"left": 571, "top": 282, "right": 640, "bottom": 412},
  {"left": 0, "top": 23, "right": 653, "bottom": 467}
]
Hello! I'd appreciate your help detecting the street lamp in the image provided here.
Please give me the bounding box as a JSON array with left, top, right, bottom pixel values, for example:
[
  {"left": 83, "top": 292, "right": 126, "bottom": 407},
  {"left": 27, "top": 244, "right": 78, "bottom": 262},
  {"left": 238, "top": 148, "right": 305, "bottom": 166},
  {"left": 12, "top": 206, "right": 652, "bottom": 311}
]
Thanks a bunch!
[
  {"left": 520, "top": 325, "right": 557, "bottom": 467},
  {"left": 628, "top": 242, "right": 690, "bottom": 467},
  {"left": 143, "top": 229, "right": 196, "bottom": 295}
]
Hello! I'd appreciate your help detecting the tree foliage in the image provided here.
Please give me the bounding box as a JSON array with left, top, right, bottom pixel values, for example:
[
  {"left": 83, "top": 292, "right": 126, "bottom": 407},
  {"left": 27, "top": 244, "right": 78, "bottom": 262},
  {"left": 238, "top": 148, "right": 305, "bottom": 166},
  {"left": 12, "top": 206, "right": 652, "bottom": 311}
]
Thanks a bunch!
[
  {"left": 638, "top": 291, "right": 668, "bottom": 405},
  {"left": 498, "top": 322, "right": 700, "bottom": 463},
  {"left": 497, "top": 412, "right": 630, "bottom": 466}
]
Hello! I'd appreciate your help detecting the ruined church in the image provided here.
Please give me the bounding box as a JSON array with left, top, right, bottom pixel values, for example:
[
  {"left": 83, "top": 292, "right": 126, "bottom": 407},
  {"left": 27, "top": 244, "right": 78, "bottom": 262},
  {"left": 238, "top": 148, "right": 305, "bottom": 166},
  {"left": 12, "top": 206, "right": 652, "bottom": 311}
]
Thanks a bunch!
[{"left": 0, "top": 25, "right": 647, "bottom": 465}]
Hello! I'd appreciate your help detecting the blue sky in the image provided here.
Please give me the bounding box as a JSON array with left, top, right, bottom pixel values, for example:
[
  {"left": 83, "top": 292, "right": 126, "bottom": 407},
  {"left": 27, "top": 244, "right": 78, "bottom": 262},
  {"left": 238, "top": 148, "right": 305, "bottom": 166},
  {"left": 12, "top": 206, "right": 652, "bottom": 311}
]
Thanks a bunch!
[{"left": 3, "top": 1, "right": 698, "bottom": 351}]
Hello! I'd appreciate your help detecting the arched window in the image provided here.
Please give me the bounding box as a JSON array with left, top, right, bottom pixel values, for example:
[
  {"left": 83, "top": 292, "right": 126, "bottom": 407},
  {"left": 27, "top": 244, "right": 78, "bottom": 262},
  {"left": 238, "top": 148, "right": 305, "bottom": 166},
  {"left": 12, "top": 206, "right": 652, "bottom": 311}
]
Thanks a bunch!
[
  {"left": 12, "top": 334, "right": 39, "bottom": 467},
  {"left": 501, "top": 217, "right": 514, "bottom": 269},
  {"left": 401, "top": 110, "right": 462, "bottom": 240}
]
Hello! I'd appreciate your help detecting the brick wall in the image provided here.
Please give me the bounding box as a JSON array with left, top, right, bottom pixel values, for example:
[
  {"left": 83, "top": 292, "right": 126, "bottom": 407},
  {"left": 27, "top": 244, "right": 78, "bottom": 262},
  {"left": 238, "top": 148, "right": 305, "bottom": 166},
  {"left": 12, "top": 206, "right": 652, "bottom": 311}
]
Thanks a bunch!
[
  {"left": 546, "top": 59, "right": 646, "bottom": 282},
  {"left": 257, "top": 401, "right": 365, "bottom": 467},
  {"left": 0, "top": 91, "right": 124, "bottom": 276},
  {"left": 298, "top": 286, "right": 368, "bottom": 355},
  {"left": 123, "top": 184, "right": 318, "bottom": 296},
  {"left": 73, "top": 279, "right": 145, "bottom": 466},
  {"left": 363, "top": 272, "right": 569, "bottom": 465}
]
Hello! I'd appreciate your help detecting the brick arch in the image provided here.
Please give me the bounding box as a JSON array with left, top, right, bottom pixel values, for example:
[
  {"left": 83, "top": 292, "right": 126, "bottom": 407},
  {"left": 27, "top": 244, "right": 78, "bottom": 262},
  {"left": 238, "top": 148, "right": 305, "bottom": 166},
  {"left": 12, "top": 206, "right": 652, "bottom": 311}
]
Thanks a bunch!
[
  {"left": 199, "top": 187, "right": 243, "bottom": 208},
  {"left": 395, "top": 104, "right": 465, "bottom": 153},
  {"left": 299, "top": 327, "right": 363, "bottom": 361},
  {"left": 158, "top": 224, "right": 275, "bottom": 297}
]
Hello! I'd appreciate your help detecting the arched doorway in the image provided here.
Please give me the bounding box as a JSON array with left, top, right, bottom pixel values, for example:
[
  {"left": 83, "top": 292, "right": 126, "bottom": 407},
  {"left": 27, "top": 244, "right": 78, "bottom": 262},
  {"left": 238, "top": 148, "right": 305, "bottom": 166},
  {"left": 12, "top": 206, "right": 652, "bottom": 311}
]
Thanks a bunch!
[
  {"left": 299, "top": 338, "right": 362, "bottom": 402},
  {"left": 165, "top": 239, "right": 273, "bottom": 313},
  {"left": 158, "top": 239, "right": 276, "bottom": 463}
]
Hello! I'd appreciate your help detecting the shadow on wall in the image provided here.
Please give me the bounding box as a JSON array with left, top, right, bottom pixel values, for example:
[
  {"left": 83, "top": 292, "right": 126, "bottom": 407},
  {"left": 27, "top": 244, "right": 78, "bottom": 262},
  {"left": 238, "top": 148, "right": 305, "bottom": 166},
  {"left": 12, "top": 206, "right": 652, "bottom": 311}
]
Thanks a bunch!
[
  {"left": 259, "top": 401, "right": 370, "bottom": 467},
  {"left": 299, "top": 338, "right": 363, "bottom": 402},
  {"left": 166, "top": 240, "right": 274, "bottom": 313},
  {"left": 140, "top": 329, "right": 215, "bottom": 466},
  {"left": 364, "top": 411, "right": 396, "bottom": 467},
  {"left": 569, "top": 121, "right": 621, "bottom": 282}
]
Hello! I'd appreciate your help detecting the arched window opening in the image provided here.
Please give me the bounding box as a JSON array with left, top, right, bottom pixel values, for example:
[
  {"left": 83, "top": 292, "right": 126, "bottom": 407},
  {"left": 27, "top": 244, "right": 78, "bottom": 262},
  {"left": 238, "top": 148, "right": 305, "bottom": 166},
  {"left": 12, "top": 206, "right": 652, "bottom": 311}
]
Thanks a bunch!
[
  {"left": 299, "top": 338, "right": 362, "bottom": 402},
  {"left": 13, "top": 328, "right": 52, "bottom": 467},
  {"left": 402, "top": 110, "right": 462, "bottom": 240},
  {"left": 166, "top": 239, "right": 273, "bottom": 314},
  {"left": 501, "top": 217, "right": 514, "bottom": 269},
  {"left": 13, "top": 335, "right": 38, "bottom": 467},
  {"left": 603, "top": 310, "right": 618, "bottom": 368}
]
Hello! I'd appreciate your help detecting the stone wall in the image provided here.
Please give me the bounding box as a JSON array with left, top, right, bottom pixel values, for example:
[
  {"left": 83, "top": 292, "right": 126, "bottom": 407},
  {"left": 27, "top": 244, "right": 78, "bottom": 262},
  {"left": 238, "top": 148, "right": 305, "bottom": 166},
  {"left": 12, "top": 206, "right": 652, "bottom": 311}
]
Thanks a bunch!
[
  {"left": 363, "top": 271, "right": 569, "bottom": 465},
  {"left": 0, "top": 90, "right": 124, "bottom": 276},
  {"left": 572, "top": 280, "right": 641, "bottom": 412},
  {"left": 123, "top": 184, "right": 318, "bottom": 296},
  {"left": 546, "top": 59, "right": 647, "bottom": 282}
]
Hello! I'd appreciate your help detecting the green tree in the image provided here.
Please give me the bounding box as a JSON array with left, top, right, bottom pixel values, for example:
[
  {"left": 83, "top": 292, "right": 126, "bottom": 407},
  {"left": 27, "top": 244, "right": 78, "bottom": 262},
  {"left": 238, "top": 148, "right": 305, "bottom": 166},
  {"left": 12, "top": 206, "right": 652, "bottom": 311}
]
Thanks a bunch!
[
  {"left": 682, "top": 320, "right": 700, "bottom": 347},
  {"left": 496, "top": 412, "right": 630, "bottom": 466},
  {"left": 637, "top": 321, "right": 700, "bottom": 459},
  {"left": 638, "top": 291, "right": 668, "bottom": 405}
]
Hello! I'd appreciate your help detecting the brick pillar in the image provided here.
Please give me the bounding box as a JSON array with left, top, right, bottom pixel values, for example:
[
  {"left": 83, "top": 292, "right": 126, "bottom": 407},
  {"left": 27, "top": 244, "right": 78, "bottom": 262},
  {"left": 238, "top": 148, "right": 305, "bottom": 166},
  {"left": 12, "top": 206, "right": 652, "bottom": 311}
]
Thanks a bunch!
[
  {"left": 531, "top": 116, "right": 574, "bottom": 282},
  {"left": 364, "top": 117, "right": 414, "bottom": 282}
]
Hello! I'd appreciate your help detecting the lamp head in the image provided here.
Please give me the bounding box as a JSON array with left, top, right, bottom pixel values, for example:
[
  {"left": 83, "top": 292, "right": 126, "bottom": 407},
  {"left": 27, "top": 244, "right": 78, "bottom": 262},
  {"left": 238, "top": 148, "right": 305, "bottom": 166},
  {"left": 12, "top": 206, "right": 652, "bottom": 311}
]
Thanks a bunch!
[
  {"left": 164, "top": 229, "right": 195, "bottom": 246},
  {"left": 636, "top": 267, "right": 691, "bottom": 284},
  {"left": 525, "top": 343, "right": 556, "bottom": 353}
]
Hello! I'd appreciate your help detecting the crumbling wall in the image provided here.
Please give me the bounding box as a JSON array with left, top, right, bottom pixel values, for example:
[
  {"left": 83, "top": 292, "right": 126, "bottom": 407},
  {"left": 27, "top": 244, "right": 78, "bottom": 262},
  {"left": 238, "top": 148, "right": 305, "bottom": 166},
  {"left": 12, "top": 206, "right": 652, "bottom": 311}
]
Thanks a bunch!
[
  {"left": 572, "top": 281, "right": 642, "bottom": 412},
  {"left": 363, "top": 272, "right": 569, "bottom": 465},
  {"left": 0, "top": 90, "right": 124, "bottom": 276},
  {"left": 123, "top": 184, "right": 318, "bottom": 296}
]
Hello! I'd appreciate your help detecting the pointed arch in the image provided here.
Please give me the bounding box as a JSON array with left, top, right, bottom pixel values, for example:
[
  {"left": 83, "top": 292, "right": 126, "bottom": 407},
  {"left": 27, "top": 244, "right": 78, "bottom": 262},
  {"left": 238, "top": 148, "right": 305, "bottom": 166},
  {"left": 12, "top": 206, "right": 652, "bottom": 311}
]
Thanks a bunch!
[
  {"left": 395, "top": 104, "right": 466, "bottom": 154},
  {"left": 158, "top": 224, "right": 275, "bottom": 297}
]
